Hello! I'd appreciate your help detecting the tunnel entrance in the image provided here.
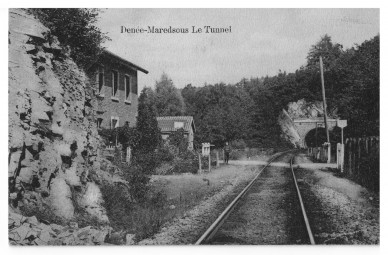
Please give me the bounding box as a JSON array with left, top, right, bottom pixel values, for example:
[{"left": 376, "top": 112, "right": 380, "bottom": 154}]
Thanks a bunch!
[{"left": 304, "top": 127, "right": 341, "bottom": 147}]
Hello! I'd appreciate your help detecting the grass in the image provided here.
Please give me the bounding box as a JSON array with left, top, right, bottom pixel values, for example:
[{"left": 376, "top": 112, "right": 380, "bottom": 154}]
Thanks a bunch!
[
  {"left": 147, "top": 164, "right": 257, "bottom": 224},
  {"left": 102, "top": 163, "right": 257, "bottom": 244}
]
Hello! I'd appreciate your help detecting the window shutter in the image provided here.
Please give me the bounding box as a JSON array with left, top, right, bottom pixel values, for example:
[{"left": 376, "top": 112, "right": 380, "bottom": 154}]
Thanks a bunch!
[{"left": 131, "top": 76, "right": 138, "bottom": 95}]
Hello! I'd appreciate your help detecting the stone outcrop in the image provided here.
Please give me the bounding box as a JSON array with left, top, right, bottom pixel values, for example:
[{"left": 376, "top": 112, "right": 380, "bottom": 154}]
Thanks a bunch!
[
  {"left": 278, "top": 99, "right": 337, "bottom": 147},
  {"left": 8, "top": 9, "right": 126, "bottom": 231},
  {"left": 285, "top": 98, "right": 338, "bottom": 120},
  {"left": 278, "top": 109, "right": 302, "bottom": 148}
]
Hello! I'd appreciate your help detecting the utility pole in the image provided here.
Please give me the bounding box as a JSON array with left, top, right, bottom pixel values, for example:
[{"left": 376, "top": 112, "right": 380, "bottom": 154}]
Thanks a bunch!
[{"left": 319, "top": 56, "right": 330, "bottom": 144}]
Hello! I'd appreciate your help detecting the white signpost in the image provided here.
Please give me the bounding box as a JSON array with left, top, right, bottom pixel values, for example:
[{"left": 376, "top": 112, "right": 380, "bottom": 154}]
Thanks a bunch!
[
  {"left": 202, "top": 143, "right": 210, "bottom": 156},
  {"left": 202, "top": 143, "right": 212, "bottom": 172},
  {"left": 337, "top": 119, "right": 348, "bottom": 172}
]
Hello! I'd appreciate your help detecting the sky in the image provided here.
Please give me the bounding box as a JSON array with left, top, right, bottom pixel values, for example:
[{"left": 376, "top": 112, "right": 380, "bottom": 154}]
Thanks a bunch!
[{"left": 98, "top": 9, "right": 378, "bottom": 90}]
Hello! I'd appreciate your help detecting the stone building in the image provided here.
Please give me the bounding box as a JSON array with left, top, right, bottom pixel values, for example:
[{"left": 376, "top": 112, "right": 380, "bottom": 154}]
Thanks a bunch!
[
  {"left": 157, "top": 116, "right": 196, "bottom": 150},
  {"left": 87, "top": 50, "right": 148, "bottom": 129}
]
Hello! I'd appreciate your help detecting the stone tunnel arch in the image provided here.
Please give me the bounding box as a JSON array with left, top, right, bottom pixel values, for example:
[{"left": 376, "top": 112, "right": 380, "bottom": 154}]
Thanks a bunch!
[
  {"left": 293, "top": 118, "right": 339, "bottom": 148},
  {"left": 303, "top": 126, "right": 342, "bottom": 148}
]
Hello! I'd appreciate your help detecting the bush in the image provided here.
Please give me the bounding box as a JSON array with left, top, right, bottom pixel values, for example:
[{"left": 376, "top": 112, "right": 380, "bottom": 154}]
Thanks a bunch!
[
  {"left": 229, "top": 150, "right": 245, "bottom": 160},
  {"left": 357, "top": 147, "right": 379, "bottom": 193},
  {"left": 171, "top": 150, "right": 198, "bottom": 174},
  {"left": 155, "top": 145, "right": 175, "bottom": 163},
  {"left": 100, "top": 182, "right": 133, "bottom": 231},
  {"left": 231, "top": 139, "right": 247, "bottom": 150},
  {"left": 100, "top": 180, "right": 169, "bottom": 242},
  {"left": 29, "top": 8, "right": 110, "bottom": 69}
]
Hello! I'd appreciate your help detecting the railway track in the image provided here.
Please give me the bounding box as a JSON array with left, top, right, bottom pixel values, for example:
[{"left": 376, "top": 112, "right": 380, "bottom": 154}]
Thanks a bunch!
[{"left": 195, "top": 151, "right": 315, "bottom": 245}]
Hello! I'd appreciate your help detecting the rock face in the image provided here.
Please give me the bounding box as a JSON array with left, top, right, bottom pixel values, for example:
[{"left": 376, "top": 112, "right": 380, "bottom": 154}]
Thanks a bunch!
[
  {"left": 278, "top": 99, "right": 337, "bottom": 147},
  {"left": 9, "top": 210, "right": 111, "bottom": 245},
  {"left": 8, "top": 9, "right": 112, "bottom": 225},
  {"left": 284, "top": 98, "right": 338, "bottom": 120},
  {"left": 278, "top": 109, "right": 302, "bottom": 148}
]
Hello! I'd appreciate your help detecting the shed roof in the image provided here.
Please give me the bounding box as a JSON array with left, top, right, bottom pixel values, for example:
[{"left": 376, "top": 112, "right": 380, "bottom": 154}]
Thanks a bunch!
[{"left": 157, "top": 116, "right": 195, "bottom": 133}]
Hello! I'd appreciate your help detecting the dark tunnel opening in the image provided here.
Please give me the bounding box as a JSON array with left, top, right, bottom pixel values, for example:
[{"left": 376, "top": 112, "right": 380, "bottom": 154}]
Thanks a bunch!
[{"left": 304, "top": 126, "right": 341, "bottom": 148}]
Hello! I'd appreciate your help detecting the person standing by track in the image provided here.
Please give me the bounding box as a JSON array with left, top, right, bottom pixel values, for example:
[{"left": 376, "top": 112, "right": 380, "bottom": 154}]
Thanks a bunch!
[{"left": 224, "top": 142, "right": 232, "bottom": 164}]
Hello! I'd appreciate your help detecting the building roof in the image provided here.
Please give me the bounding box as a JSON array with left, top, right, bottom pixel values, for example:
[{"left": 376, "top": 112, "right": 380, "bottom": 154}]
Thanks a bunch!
[
  {"left": 157, "top": 116, "right": 196, "bottom": 133},
  {"left": 98, "top": 50, "right": 149, "bottom": 74}
]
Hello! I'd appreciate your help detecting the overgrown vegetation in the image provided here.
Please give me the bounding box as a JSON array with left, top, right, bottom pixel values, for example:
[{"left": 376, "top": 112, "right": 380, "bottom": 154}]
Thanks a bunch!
[{"left": 29, "top": 8, "right": 110, "bottom": 68}]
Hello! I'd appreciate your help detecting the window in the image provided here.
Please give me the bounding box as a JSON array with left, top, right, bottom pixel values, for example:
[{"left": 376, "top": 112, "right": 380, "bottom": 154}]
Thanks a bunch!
[
  {"left": 125, "top": 75, "right": 131, "bottom": 102},
  {"left": 97, "top": 66, "right": 104, "bottom": 94},
  {"left": 111, "top": 116, "right": 119, "bottom": 129},
  {"left": 111, "top": 70, "right": 118, "bottom": 98},
  {"left": 96, "top": 118, "right": 103, "bottom": 128},
  {"left": 174, "top": 122, "right": 184, "bottom": 129}
]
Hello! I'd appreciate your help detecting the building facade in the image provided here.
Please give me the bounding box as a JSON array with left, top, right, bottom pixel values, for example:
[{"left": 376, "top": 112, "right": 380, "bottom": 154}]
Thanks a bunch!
[
  {"left": 88, "top": 50, "right": 148, "bottom": 129},
  {"left": 157, "top": 116, "right": 196, "bottom": 150}
]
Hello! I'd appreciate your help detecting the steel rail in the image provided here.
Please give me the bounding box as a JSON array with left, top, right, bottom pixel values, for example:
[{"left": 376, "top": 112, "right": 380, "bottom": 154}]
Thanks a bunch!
[
  {"left": 290, "top": 155, "right": 316, "bottom": 244},
  {"left": 195, "top": 151, "right": 292, "bottom": 245}
]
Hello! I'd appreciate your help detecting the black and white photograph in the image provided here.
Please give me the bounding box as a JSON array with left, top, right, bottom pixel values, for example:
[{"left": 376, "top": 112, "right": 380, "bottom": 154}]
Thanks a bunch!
[{"left": 6, "top": 5, "right": 381, "bottom": 248}]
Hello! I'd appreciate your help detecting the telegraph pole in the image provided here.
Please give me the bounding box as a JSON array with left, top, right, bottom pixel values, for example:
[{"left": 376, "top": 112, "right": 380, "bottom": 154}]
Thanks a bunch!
[{"left": 319, "top": 56, "right": 330, "bottom": 144}]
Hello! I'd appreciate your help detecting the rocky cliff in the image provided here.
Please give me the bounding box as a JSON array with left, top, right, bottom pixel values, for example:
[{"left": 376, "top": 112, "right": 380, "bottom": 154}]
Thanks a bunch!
[
  {"left": 278, "top": 99, "right": 337, "bottom": 147},
  {"left": 8, "top": 9, "right": 125, "bottom": 244}
]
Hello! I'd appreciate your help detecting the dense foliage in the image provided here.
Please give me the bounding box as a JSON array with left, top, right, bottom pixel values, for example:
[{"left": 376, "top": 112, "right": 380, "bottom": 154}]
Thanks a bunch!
[
  {"left": 135, "top": 88, "right": 162, "bottom": 154},
  {"left": 179, "top": 34, "right": 379, "bottom": 148},
  {"left": 30, "top": 8, "right": 110, "bottom": 68}
]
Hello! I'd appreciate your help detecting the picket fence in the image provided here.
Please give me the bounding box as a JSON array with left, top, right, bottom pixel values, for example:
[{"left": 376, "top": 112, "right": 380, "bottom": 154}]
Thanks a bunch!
[{"left": 343, "top": 136, "right": 379, "bottom": 178}]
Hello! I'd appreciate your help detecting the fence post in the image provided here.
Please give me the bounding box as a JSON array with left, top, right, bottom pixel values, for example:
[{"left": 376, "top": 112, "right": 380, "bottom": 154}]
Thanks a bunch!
[
  {"left": 216, "top": 151, "right": 219, "bottom": 167},
  {"left": 337, "top": 143, "right": 344, "bottom": 172},
  {"left": 348, "top": 139, "right": 353, "bottom": 176},
  {"left": 208, "top": 154, "right": 211, "bottom": 172},
  {"left": 327, "top": 143, "right": 331, "bottom": 163},
  {"left": 357, "top": 138, "right": 361, "bottom": 179},
  {"left": 351, "top": 138, "right": 356, "bottom": 177},
  {"left": 198, "top": 152, "right": 202, "bottom": 174},
  {"left": 337, "top": 143, "right": 340, "bottom": 170}
]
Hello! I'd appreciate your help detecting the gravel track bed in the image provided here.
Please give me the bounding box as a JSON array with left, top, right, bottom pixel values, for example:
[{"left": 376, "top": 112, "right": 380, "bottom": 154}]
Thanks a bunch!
[
  {"left": 294, "top": 154, "right": 379, "bottom": 244},
  {"left": 208, "top": 153, "right": 309, "bottom": 245}
]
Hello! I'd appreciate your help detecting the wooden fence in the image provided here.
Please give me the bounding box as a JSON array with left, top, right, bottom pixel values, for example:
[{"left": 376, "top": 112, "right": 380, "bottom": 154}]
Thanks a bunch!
[
  {"left": 342, "top": 136, "right": 379, "bottom": 192},
  {"left": 308, "top": 136, "right": 379, "bottom": 192}
]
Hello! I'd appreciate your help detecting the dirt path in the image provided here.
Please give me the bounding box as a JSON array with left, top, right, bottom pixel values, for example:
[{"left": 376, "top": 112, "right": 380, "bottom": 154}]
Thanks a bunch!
[
  {"left": 294, "top": 153, "right": 379, "bottom": 244},
  {"left": 208, "top": 153, "right": 309, "bottom": 244}
]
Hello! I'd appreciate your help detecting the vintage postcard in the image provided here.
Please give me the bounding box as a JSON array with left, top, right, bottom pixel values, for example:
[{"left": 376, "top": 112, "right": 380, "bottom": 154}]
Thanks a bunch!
[{"left": 8, "top": 8, "right": 379, "bottom": 246}]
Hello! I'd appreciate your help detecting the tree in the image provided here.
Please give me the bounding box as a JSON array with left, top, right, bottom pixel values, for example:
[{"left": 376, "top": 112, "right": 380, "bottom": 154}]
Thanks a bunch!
[
  {"left": 168, "top": 128, "right": 188, "bottom": 154},
  {"left": 181, "top": 84, "right": 197, "bottom": 116},
  {"left": 30, "top": 8, "right": 110, "bottom": 68},
  {"left": 154, "top": 73, "right": 185, "bottom": 116},
  {"left": 334, "top": 35, "right": 379, "bottom": 137},
  {"left": 307, "top": 34, "right": 343, "bottom": 69},
  {"left": 135, "top": 87, "right": 161, "bottom": 154},
  {"left": 182, "top": 83, "right": 254, "bottom": 147}
]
